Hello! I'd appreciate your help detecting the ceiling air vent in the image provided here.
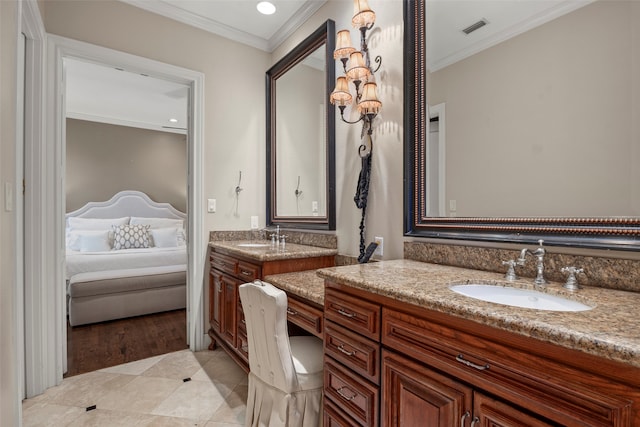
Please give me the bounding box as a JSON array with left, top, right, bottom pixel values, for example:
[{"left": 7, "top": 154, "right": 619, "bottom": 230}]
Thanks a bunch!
[{"left": 462, "top": 19, "right": 488, "bottom": 35}]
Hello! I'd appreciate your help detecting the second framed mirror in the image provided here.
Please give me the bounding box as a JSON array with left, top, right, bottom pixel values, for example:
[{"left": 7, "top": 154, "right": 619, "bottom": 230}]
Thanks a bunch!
[{"left": 266, "top": 19, "right": 336, "bottom": 230}]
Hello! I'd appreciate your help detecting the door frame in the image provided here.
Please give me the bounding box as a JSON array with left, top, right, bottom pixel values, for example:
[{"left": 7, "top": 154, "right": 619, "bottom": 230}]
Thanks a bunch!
[{"left": 40, "top": 34, "right": 206, "bottom": 391}]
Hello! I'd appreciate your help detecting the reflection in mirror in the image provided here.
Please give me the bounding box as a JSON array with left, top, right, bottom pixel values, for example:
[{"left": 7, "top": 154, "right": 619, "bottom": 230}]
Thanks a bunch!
[
  {"left": 267, "top": 20, "right": 336, "bottom": 230},
  {"left": 275, "top": 45, "right": 327, "bottom": 218},
  {"left": 404, "top": 0, "right": 640, "bottom": 250}
]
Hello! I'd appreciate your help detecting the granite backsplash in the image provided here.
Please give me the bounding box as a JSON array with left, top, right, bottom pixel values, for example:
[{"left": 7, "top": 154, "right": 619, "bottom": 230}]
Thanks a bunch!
[
  {"left": 404, "top": 241, "right": 640, "bottom": 293},
  {"left": 209, "top": 230, "right": 337, "bottom": 249}
]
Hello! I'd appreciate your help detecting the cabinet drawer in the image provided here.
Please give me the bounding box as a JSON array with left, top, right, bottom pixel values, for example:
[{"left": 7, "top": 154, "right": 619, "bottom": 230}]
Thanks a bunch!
[
  {"left": 382, "top": 308, "right": 633, "bottom": 427},
  {"left": 237, "top": 260, "right": 260, "bottom": 282},
  {"left": 287, "top": 297, "right": 323, "bottom": 338},
  {"left": 325, "top": 288, "right": 380, "bottom": 341},
  {"left": 324, "top": 398, "right": 361, "bottom": 427},
  {"left": 324, "top": 357, "right": 379, "bottom": 427},
  {"left": 210, "top": 252, "right": 237, "bottom": 276},
  {"left": 325, "top": 322, "right": 380, "bottom": 384}
]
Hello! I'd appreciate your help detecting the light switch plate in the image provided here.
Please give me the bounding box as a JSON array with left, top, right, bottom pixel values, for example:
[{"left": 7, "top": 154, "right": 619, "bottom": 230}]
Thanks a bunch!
[
  {"left": 250, "top": 216, "right": 259, "bottom": 229},
  {"left": 207, "top": 198, "right": 216, "bottom": 213}
]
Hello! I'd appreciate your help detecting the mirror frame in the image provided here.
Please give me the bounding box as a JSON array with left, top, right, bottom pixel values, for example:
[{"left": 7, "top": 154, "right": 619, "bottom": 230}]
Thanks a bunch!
[
  {"left": 266, "top": 19, "right": 336, "bottom": 230},
  {"left": 403, "top": 0, "right": 640, "bottom": 251}
]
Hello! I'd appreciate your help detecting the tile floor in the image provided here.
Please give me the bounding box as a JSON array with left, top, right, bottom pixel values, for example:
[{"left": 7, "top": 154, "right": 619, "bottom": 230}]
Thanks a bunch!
[{"left": 22, "top": 348, "right": 248, "bottom": 426}]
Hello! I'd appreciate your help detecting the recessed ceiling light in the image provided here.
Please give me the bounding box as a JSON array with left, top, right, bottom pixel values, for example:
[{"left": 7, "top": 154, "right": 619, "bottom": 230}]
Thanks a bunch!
[
  {"left": 168, "top": 118, "right": 178, "bottom": 123},
  {"left": 257, "top": 1, "right": 276, "bottom": 15}
]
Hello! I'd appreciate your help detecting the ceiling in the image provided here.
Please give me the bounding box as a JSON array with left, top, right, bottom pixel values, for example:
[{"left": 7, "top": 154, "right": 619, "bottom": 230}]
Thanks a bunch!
[
  {"left": 122, "top": 0, "right": 327, "bottom": 53},
  {"left": 66, "top": 0, "right": 593, "bottom": 133}
]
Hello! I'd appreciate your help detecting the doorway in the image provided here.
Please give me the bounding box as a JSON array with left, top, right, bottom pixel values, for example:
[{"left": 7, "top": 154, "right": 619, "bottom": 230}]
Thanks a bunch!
[
  {"left": 63, "top": 57, "right": 190, "bottom": 376},
  {"left": 23, "top": 34, "right": 206, "bottom": 396}
]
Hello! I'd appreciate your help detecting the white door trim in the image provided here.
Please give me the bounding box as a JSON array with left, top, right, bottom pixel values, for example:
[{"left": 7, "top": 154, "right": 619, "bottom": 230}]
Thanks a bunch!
[
  {"left": 42, "top": 34, "right": 206, "bottom": 391},
  {"left": 428, "top": 103, "right": 446, "bottom": 217},
  {"left": 21, "top": 0, "right": 49, "bottom": 400}
]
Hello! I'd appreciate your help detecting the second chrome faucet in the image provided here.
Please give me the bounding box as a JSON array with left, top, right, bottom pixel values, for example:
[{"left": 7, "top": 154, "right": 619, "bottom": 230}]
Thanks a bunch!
[{"left": 517, "top": 239, "right": 548, "bottom": 286}]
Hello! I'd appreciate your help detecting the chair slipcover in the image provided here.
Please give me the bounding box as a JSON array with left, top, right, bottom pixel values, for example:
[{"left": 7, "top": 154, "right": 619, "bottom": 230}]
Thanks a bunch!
[{"left": 239, "top": 280, "right": 323, "bottom": 427}]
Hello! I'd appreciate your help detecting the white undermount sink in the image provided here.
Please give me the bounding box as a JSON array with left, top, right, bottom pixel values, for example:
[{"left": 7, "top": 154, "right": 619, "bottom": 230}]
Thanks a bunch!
[
  {"left": 237, "top": 243, "right": 270, "bottom": 248},
  {"left": 449, "top": 284, "right": 593, "bottom": 312}
]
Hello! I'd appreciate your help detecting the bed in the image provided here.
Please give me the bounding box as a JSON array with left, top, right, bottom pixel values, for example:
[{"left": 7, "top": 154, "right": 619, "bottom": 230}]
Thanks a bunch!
[{"left": 65, "top": 190, "right": 187, "bottom": 326}]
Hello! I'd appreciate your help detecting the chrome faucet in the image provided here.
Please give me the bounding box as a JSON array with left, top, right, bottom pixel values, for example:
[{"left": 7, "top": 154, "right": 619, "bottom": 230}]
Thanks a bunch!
[
  {"left": 517, "top": 239, "right": 548, "bottom": 286},
  {"left": 269, "top": 225, "right": 280, "bottom": 245}
]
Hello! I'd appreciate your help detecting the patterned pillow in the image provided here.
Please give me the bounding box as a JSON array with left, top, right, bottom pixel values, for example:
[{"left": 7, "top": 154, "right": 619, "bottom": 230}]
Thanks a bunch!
[{"left": 112, "top": 224, "right": 150, "bottom": 250}]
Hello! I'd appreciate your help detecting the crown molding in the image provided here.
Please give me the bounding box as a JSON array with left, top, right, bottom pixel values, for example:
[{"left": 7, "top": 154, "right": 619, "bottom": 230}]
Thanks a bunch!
[{"left": 122, "top": 0, "right": 327, "bottom": 53}]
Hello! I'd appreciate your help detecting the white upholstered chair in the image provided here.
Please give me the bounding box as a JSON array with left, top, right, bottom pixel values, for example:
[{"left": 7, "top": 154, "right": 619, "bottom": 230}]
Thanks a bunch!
[{"left": 239, "top": 280, "right": 324, "bottom": 427}]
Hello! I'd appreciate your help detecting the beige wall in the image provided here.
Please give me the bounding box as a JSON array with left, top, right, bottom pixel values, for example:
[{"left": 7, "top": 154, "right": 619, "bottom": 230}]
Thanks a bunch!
[
  {"left": 66, "top": 119, "right": 187, "bottom": 212},
  {"left": 1, "top": 0, "right": 20, "bottom": 423},
  {"left": 273, "top": 0, "right": 405, "bottom": 259},
  {"left": 44, "top": 0, "right": 406, "bottom": 259},
  {"left": 428, "top": 0, "right": 640, "bottom": 217},
  {"left": 43, "top": 0, "right": 270, "bottom": 231}
]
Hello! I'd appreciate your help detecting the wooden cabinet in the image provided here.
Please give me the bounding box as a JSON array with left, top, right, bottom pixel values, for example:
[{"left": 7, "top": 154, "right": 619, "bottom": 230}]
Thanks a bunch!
[
  {"left": 208, "top": 246, "right": 334, "bottom": 372},
  {"left": 324, "top": 281, "right": 640, "bottom": 427},
  {"left": 324, "top": 286, "right": 381, "bottom": 426}
]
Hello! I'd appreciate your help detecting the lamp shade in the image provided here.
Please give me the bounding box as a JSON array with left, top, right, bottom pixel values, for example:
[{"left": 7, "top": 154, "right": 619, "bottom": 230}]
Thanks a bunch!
[
  {"left": 334, "top": 30, "right": 356, "bottom": 60},
  {"left": 352, "top": 0, "right": 376, "bottom": 28},
  {"left": 346, "top": 51, "right": 370, "bottom": 82},
  {"left": 357, "top": 82, "right": 381, "bottom": 115},
  {"left": 330, "top": 76, "right": 353, "bottom": 106}
]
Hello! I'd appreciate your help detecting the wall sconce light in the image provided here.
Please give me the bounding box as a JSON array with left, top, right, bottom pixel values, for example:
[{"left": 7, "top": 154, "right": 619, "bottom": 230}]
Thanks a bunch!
[{"left": 330, "top": 0, "right": 382, "bottom": 262}]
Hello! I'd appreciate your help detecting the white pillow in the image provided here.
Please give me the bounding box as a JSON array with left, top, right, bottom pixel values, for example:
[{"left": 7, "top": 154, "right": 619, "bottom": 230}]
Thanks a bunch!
[
  {"left": 130, "top": 217, "right": 184, "bottom": 229},
  {"left": 150, "top": 227, "right": 179, "bottom": 248},
  {"left": 177, "top": 228, "right": 187, "bottom": 246},
  {"left": 79, "top": 230, "right": 112, "bottom": 252},
  {"left": 67, "top": 216, "right": 130, "bottom": 231}
]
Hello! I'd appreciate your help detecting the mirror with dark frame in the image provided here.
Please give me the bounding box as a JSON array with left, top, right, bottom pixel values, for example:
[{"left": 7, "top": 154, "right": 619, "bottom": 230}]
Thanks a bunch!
[
  {"left": 404, "top": 0, "right": 640, "bottom": 250},
  {"left": 266, "top": 19, "right": 336, "bottom": 230}
]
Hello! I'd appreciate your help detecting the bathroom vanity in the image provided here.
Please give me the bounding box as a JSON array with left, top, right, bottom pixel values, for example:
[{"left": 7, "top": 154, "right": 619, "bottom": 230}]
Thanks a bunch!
[
  {"left": 207, "top": 240, "right": 336, "bottom": 371},
  {"left": 318, "top": 260, "right": 640, "bottom": 427}
]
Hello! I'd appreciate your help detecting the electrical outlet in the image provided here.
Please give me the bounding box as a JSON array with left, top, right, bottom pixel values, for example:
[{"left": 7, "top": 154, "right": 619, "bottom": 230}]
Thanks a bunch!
[
  {"left": 250, "top": 216, "right": 259, "bottom": 229},
  {"left": 374, "top": 236, "right": 383, "bottom": 257},
  {"left": 207, "top": 198, "right": 216, "bottom": 213}
]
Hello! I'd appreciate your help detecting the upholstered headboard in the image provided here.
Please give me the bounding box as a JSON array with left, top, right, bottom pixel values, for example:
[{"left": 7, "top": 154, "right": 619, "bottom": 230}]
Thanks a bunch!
[{"left": 65, "top": 191, "right": 186, "bottom": 223}]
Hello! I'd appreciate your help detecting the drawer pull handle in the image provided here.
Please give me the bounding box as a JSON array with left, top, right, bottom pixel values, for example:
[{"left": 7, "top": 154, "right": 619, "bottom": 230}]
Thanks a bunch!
[
  {"left": 337, "top": 308, "right": 356, "bottom": 318},
  {"left": 336, "top": 386, "right": 357, "bottom": 401},
  {"left": 337, "top": 344, "right": 356, "bottom": 357},
  {"left": 461, "top": 411, "right": 470, "bottom": 426},
  {"left": 456, "top": 354, "right": 489, "bottom": 371},
  {"left": 286, "top": 308, "right": 298, "bottom": 316},
  {"left": 470, "top": 417, "right": 480, "bottom": 427},
  {"left": 240, "top": 270, "right": 252, "bottom": 276}
]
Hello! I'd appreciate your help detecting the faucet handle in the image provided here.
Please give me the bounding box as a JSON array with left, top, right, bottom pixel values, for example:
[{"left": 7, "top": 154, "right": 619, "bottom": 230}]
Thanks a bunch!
[
  {"left": 561, "top": 266, "right": 584, "bottom": 291},
  {"left": 501, "top": 260, "right": 518, "bottom": 281}
]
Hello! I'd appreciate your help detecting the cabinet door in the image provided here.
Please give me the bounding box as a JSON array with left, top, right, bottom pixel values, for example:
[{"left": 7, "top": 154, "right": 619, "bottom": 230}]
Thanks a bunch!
[
  {"left": 382, "top": 350, "right": 472, "bottom": 427},
  {"left": 473, "top": 392, "right": 555, "bottom": 427},
  {"left": 236, "top": 300, "right": 248, "bottom": 364},
  {"left": 209, "top": 272, "right": 223, "bottom": 332},
  {"left": 220, "top": 274, "right": 238, "bottom": 346}
]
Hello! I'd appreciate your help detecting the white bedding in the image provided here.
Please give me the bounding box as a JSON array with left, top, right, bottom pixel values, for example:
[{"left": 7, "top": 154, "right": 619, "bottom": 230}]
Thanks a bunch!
[{"left": 66, "top": 246, "right": 187, "bottom": 279}]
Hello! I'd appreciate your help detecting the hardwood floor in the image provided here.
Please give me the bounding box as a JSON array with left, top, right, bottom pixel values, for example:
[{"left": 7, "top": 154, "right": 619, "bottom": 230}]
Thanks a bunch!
[{"left": 65, "top": 309, "right": 188, "bottom": 377}]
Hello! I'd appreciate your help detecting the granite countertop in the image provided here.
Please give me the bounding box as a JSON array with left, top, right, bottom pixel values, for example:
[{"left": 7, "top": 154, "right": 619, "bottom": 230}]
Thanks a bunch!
[
  {"left": 316, "top": 259, "right": 640, "bottom": 368},
  {"left": 209, "top": 240, "right": 337, "bottom": 262},
  {"left": 264, "top": 270, "right": 325, "bottom": 306}
]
